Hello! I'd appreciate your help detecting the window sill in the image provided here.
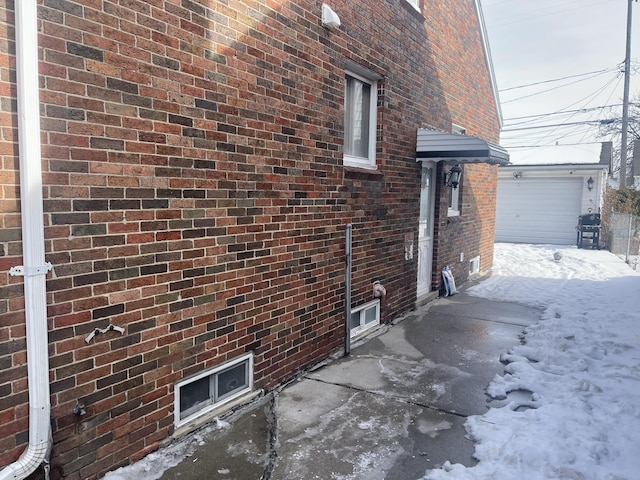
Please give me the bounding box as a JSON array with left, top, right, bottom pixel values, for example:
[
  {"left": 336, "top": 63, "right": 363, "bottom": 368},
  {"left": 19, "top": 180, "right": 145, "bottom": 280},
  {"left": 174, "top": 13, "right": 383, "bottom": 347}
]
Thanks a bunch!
[
  {"left": 344, "top": 165, "right": 384, "bottom": 180},
  {"left": 170, "top": 389, "right": 263, "bottom": 441},
  {"left": 401, "top": 0, "right": 425, "bottom": 19}
]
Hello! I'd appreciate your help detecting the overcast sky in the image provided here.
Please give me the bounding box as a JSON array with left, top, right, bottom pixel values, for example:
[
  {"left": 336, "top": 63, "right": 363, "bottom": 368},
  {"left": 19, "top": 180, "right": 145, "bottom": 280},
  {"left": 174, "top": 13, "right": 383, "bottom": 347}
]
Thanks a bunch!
[{"left": 482, "top": 0, "right": 640, "bottom": 165}]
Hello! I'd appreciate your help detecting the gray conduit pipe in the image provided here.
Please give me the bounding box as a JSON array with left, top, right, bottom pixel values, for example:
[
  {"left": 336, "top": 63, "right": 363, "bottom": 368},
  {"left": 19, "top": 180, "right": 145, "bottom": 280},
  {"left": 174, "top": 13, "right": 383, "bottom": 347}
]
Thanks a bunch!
[
  {"left": 345, "top": 224, "right": 352, "bottom": 355},
  {"left": 0, "top": 0, "right": 53, "bottom": 478}
]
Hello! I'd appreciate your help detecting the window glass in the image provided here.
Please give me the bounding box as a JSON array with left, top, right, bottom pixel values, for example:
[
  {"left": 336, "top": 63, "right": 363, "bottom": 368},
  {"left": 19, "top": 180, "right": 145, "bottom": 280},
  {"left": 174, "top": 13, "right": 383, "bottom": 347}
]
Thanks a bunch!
[
  {"left": 180, "top": 375, "right": 210, "bottom": 416},
  {"left": 217, "top": 363, "right": 247, "bottom": 400},
  {"left": 447, "top": 165, "right": 462, "bottom": 216},
  {"left": 419, "top": 164, "right": 432, "bottom": 234},
  {"left": 350, "top": 311, "right": 361, "bottom": 330},
  {"left": 349, "top": 300, "right": 381, "bottom": 338},
  {"left": 175, "top": 353, "right": 253, "bottom": 427},
  {"left": 448, "top": 185, "right": 461, "bottom": 215},
  {"left": 364, "top": 305, "right": 377, "bottom": 325},
  {"left": 345, "top": 75, "right": 371, "bottom": 159},
  {"left": 344, "top": 71, "right": 377, "bottom": 168}
]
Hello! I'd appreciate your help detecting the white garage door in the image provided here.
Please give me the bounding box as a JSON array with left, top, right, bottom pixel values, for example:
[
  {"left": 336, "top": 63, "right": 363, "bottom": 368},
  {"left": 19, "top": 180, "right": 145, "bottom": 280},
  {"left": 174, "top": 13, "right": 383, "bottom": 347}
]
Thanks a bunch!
[{"left": 496, "top": 177, "right": 583, "bottom": 245}]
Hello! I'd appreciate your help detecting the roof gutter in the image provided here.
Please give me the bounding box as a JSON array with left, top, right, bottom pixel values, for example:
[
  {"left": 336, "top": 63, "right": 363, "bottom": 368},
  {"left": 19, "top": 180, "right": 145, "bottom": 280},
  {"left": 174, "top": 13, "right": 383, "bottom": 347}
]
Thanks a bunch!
[{"left": 0, "top": 1, "right": 53, "bottom": 479}]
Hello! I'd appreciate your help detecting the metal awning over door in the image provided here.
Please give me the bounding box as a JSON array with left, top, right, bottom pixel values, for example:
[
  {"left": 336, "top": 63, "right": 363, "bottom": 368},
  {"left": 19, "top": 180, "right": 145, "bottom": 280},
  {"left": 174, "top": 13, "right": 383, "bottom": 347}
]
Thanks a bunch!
[{"left": 416, "top": 129, "right": 509, "bottom": 165}]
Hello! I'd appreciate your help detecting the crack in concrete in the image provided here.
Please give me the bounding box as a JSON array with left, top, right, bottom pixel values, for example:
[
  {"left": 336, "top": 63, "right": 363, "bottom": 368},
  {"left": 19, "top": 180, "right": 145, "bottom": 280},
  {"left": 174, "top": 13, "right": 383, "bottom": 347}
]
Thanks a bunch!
[
  {"left": 260, "top": 393, "right": 279, "bottom": 480},
  {"left": 306, "top": 376, "right": 469, "bottom": 419},
  {"left": 445, "top": 312, "right": 534, "bottom": 327}
]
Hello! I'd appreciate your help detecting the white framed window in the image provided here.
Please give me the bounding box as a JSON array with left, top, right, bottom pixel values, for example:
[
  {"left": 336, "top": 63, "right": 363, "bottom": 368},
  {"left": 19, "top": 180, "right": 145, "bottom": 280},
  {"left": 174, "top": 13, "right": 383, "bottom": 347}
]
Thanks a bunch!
[
  {"left": 344, "top": 70, "right": 378, "bottom": 168},
  {"left": 175, "top": 353, "right": 253, "bottom": 427},
  {"left": 447, "top": 173, "right": 461, "bottom": 216},
  {"left": 349, "top": 299, "right": 380, "bottom": 338},
  {"left": 406, "top": 0, "right": 420, "bottom": 11},
  {"left": 469, "top": 255, "right": 481, "bottom": 275},
  {"left": 447, "top": 125, "right": 465, "bottom": 216}
]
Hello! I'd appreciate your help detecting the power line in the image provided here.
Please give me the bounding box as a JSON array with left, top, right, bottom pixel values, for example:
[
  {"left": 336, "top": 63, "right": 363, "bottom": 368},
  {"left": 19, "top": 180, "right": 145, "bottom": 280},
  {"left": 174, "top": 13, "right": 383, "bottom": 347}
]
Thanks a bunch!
[
  {"left": 510, "top": 77, "right": 622, "bottom": 145},
  {"left": 503, "top": 104, "right": 628, "bottom": 123},
  {"left": 485, "top": 0, "right": 613, "bottom": 29},
  {"left": 501, "top": 69, "right": 616, "bottom": 104},
  {"left": 510, "top": 74, "right": 623, "bottom": 149},
  {"left": 506, "top": 141, "right": 604, "bottom": 149},
  {"left": 499, "top": 68, "right": 613, "bottom": 92},
  {"left": 576, "top": 75, "right": 624, "bottom": 144},
  {"left": 502, "top": 119, "right": 617, "bottom": 133}
]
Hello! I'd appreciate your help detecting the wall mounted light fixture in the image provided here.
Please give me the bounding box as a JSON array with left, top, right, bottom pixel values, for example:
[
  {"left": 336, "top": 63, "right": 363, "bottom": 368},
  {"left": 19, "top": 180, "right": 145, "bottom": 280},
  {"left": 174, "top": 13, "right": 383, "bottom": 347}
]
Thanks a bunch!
[
  {"left": 444, "top": 164, "right": 462, "bottom": 189},
  {"left": 586, "top": 176, "right": 594, "bottom": 191},
  {"left": 513, "top": 171, "right": 522, "bottom": 180}
]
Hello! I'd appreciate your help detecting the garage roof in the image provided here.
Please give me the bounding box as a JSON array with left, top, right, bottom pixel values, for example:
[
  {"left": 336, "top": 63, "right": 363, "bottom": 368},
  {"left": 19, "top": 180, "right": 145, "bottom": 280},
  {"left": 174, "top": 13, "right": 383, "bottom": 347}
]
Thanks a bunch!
[{"left": 416, "top": 129, "right": 509, "bottom": 165}]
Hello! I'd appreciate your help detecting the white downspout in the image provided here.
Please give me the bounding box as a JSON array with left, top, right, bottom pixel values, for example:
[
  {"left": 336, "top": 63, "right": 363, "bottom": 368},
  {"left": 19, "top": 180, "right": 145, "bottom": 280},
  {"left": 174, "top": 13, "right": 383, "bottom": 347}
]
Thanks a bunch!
[{"left": 0, "top": 0, "right": 53, "bottom": 479}]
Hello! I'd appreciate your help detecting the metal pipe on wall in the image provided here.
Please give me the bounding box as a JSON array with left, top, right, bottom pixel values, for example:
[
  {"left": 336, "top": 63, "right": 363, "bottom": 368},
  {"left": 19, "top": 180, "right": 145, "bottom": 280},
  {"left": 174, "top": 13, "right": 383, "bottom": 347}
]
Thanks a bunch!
[{"left": 344, "top": 224, "right": 352, "bottom": 355}]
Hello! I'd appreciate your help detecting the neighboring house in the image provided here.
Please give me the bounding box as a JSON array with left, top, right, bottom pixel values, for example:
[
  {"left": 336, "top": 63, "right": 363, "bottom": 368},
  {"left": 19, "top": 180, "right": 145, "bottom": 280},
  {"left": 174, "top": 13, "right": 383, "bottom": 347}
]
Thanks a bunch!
[
  {"left": 0, "top": 1, "right": 506, "bottom": 479},
  {"left": 496, "top": 163, "right": 608, "bottom": 245}
]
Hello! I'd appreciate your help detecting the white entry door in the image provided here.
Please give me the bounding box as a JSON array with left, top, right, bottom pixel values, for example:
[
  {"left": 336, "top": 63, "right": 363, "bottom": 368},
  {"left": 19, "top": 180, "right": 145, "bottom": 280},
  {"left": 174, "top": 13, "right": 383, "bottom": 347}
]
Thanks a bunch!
[{"left": 417, "top": 162, "right": 435, "bottom": 297}]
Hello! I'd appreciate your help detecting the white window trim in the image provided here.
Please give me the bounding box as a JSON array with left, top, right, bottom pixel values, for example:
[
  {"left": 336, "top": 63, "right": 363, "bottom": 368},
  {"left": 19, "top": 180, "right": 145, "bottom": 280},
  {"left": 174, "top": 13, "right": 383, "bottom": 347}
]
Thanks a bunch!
[
  {"left": 407, "top": 0, "right": 420, "bottom": 11},
  {"left": 469, "top": 255, "right": 481, "bottom": 275},
  {"left": 344, "top": 70, "right": 378, "bottom": 169},
  {"left": 406, "top": 0, "right": 420, "bottom": 11},
  {"left": 174, "top": 353, "right": 253, "bottom": 428},
  {"left": 447, "top": 124, "right": 465, "bottom": 216},
  {"left": 448, "top": 183, "right": 461, "bottom": 217},
  {"left": 350, "top": 299, "right": 381, "bottom": 338}
]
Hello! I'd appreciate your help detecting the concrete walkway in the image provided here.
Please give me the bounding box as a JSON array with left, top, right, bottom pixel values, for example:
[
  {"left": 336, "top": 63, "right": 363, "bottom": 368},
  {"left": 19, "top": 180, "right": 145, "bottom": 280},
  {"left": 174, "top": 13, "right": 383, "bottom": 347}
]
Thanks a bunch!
[{"left": 155, "top": 291, "right": 541, "bottom": 480}]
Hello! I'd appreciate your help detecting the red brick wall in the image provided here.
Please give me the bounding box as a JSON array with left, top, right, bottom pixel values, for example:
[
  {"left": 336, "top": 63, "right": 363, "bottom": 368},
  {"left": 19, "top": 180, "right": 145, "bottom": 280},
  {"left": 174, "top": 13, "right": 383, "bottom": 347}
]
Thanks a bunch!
[
  {"left": 433, "top": 163, "right": 499, "bottom": 289},
  {"left": 0, "top": 1, "right": 501, "bottom": 478},
  {"left": 425, "top": 0, "right": 501, "bottom": 288}
]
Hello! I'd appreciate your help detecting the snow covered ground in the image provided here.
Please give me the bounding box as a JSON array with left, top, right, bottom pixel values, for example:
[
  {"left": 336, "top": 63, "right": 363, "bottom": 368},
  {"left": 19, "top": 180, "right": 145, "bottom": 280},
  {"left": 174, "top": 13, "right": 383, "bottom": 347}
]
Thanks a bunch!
[{"left": 425, "top": 243, "right": 640, "bottom": 480}]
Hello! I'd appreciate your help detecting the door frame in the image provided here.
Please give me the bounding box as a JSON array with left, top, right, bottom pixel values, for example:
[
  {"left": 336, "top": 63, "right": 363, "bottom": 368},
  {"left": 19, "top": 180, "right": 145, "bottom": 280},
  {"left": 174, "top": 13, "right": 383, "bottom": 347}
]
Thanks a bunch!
[{"left": 417, "top": 161, "right": 436, "bottom": 298}]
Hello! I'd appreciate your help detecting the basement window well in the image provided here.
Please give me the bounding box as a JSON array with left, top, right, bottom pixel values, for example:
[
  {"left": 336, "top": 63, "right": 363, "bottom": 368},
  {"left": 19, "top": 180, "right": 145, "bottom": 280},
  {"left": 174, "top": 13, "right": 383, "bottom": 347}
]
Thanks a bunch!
[
  {"left": 175, "top": 353, "right": 253, "bottom": 427},
  {"left": 350, "top": 299, "right": 380, "bottom": 338}
]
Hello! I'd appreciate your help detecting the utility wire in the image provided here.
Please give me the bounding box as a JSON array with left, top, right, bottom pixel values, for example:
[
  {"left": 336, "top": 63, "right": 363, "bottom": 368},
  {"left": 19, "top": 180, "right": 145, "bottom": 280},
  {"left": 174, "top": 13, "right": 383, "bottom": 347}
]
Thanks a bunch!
[
  {"left": 486, "top": 0, "right": 612, "bottom": 28},
  {"left": 503, "top": 103, "right": 628, "bottom": 125},
  {"left": 504, "top": 72, "right": 616, "bottom": 145},
  {"left": 501, "top": 69, "right": 615, "bottom": 104},
  {"left": 576, "top": 75, "right": 623, "bottom": 144},
  {"left": 499, "top": 68, "right": 613, "bottom": 92},
  {"left": 506, "top": 141, "right": 604, "bottom": 149},
  {"left": 502, "top": 120, "right": 610, "bottom": 133}
]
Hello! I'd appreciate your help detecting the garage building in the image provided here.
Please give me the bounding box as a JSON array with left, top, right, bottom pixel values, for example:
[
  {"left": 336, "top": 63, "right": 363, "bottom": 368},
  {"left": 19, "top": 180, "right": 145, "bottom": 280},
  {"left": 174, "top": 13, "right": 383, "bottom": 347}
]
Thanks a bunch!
[{"left": 496, "top": 164, "right": 608, "bottom": 245}]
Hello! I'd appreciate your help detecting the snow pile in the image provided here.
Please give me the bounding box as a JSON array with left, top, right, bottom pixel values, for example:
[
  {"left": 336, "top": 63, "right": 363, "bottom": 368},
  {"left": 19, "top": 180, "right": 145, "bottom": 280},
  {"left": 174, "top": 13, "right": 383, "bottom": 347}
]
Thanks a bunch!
[
  {"left": 102, "top": 419, "right": 231, "bottom": 480},
  {"left": 425, "top": 244, "right": 640, "bottom": 480}
]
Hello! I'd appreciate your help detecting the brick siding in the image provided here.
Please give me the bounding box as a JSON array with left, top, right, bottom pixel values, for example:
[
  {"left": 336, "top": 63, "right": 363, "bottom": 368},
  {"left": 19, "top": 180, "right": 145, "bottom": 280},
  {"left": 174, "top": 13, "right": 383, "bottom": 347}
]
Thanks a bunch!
[
  {"left": 434, "top": 163, "right": 499, "bottom": 289},
  {"left": 0, "top": 0, "right": 501, "bottom": 478}
]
